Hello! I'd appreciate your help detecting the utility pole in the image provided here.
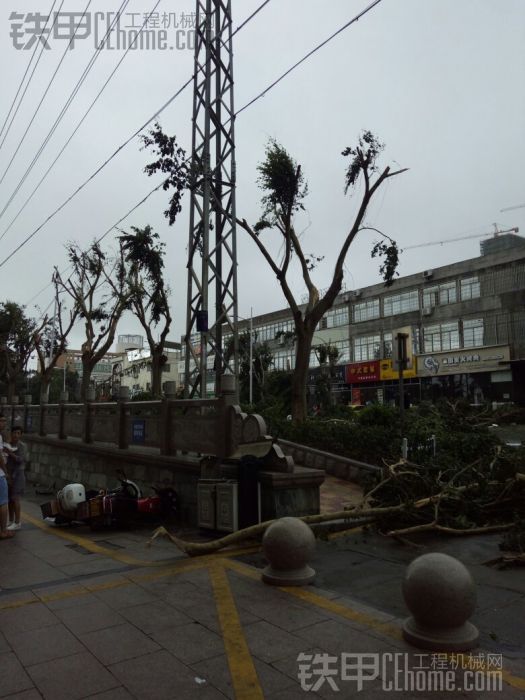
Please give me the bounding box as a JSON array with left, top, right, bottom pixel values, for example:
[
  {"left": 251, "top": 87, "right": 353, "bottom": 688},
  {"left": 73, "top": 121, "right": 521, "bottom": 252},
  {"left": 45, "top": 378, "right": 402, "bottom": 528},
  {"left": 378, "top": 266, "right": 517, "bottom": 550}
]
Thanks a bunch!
[
  {"left": 184, "top": 0, "right": 238, "bottom": 399},
  {"left": 395, "top": 331, "right": 409, "bottom": 432},
  {"left": 249, "top": 307, "right": 253, "bottom": 404}
]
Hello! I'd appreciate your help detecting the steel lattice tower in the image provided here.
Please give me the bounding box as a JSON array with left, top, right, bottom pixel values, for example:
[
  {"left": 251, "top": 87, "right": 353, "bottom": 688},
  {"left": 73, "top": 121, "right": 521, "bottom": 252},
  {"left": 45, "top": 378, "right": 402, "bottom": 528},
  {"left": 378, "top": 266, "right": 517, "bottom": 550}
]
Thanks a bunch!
[{"left": 184, "top": 0, "right": 238, "bottom": 399}]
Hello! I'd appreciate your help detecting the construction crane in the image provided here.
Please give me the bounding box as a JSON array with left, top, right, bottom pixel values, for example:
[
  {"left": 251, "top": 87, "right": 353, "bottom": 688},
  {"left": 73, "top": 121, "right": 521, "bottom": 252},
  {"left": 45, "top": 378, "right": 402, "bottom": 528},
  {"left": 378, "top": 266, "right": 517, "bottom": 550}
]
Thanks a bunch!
[
  {"left": 404, "top": 225, "right": 519, "bottom": 251},
  {"left": 500, "top": 203, "right": 525, "bottom": 212}
]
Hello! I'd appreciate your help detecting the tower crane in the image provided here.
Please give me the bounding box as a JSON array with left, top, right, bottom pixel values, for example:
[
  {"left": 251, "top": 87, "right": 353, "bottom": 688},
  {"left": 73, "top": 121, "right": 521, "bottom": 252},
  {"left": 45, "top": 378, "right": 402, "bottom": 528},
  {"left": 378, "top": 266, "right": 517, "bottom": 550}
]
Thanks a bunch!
[{"left": 403, "top": 225, "right": 519, "bottom": 251}]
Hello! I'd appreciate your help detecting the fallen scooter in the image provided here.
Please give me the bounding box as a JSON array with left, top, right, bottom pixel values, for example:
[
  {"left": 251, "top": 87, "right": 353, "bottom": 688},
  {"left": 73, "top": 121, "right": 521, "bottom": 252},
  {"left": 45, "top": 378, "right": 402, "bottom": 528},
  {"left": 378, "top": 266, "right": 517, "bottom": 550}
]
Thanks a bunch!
[{"left": 40, "top": 470, "right": 177, "bottom": 529}]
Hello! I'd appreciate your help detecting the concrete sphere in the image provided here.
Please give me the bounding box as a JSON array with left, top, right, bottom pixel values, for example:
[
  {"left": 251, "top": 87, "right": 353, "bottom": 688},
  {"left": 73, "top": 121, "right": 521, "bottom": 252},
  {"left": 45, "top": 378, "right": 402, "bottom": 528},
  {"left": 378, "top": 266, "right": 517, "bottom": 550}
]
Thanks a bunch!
[
  {"left": 263, "top": 517, "right": 315, "bottom": 570},
  {"left": 403, "top": 553, "right": 476, "bottom": 628}
]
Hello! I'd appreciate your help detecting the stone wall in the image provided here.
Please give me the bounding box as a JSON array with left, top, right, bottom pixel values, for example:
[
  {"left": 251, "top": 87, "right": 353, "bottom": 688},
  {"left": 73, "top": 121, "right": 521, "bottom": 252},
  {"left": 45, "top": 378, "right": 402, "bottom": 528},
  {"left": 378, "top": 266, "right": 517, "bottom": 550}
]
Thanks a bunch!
[
  {"left": 25, "top": 435, "right": 202, "bottom": 525},
  {"left": 277, "top": 438, "right": 380, "bottom": 481}
]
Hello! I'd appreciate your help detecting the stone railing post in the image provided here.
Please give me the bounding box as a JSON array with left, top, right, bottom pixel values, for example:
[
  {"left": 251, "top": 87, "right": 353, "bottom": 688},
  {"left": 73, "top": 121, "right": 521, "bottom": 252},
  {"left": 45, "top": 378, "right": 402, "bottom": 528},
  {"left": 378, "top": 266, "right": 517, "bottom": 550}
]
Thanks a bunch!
[
  {"left": 11, "top": 395, "right": 19, "bottom": 429},
  {"left": 23, "top": 394, "right": 32, "bottom": 433},
  {"left": 118, "top": 386, "right": 130, "bottom": 449},
  {"left": 59, "top": 391, "right": 68, "bottom": 440},
  {"left": 217, "top": 374, "right": 237, "bottom": 459},
  {"left": 83, "top": 387, "right": 95, "bottom": 444},
  {"left": 160, "top": 381, "right": 176, "bottom": 455}
]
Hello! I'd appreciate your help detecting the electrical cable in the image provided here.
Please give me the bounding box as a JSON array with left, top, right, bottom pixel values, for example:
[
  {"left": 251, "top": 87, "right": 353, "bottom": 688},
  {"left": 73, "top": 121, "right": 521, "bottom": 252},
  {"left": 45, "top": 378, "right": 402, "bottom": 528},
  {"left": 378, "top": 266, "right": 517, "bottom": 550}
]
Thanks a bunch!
[
  {"left": 0, "top": 0, "right": 93, "bottom": 187},
  {"left": 0, "top": 0, "right": 132, "bottom": 228},
  {"left": 236, "top": 0, "right": 383, "bottom": 116},
  {"left": 0, "top": 0, "right": 59, "bottom": 145}
]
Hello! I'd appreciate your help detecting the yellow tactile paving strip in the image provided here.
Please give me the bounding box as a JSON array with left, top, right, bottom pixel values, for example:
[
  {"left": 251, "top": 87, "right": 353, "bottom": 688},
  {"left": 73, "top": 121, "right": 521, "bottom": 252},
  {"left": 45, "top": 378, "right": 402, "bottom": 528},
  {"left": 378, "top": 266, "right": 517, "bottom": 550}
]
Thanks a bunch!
[{"left": 6, "top": 514, "right": 525, "bottom": 695}]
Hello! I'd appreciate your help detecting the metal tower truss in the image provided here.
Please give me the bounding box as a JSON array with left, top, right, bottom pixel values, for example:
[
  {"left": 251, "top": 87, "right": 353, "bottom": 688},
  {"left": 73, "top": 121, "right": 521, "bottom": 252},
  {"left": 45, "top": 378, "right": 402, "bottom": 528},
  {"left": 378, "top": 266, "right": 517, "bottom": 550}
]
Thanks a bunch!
[{"left": 184, "top": 0, "right": 238, "bottom": 399}]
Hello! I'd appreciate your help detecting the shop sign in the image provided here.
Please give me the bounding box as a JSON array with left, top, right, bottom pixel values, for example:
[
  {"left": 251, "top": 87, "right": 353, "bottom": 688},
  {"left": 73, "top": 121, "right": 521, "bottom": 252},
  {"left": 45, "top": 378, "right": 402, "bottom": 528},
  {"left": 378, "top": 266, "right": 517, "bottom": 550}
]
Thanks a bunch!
[
  {"left": 307, "top": 365, "right": 346, "bottom": 386},
  {"left": 417, "top": 345, "right": 510, "bottom": 377},
  {"left": 131, "top": 419, "right": 146, "bottom": 444},
  {"left": 344, "top": 360, "right": 380, "bottom": 383},
  {"left": 380, "top": 358, "right": 417, "bottom": 380}
]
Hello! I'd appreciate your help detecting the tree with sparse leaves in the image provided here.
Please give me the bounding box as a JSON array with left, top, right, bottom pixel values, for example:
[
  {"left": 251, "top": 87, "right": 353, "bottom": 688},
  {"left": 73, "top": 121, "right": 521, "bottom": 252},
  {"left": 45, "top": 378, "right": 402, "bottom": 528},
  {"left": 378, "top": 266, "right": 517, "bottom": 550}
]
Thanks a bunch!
[
  {"left": 33, "top": 273, "right": 79, "bottom": 403},
  {"left": 236, "top": 133, "right": 406, "bottom": 422},
  {"left": 225, "top": 330, "right": 273, "bottom": 404},
  {"left": 55, "top": 241, "right": 132, "bottom": 400},
  {"left": 120, "top": 225, "right": 172, "bottom": 398}
]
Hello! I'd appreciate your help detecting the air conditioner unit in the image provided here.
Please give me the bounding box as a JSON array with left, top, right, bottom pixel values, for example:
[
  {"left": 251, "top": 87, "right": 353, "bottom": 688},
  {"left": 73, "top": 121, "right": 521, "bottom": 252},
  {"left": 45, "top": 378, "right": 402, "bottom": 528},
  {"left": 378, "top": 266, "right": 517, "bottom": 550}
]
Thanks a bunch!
[
  {"left": 278, "top": 335, "right": 285, "bottom": 346},
  {"left": 423, "top": 269, "right": 434, "bottom": 279},
  {"left": 352, "top": 289, "right": 362, "bottom": 299},
  {"left": 422, "top": 306, "right": 433, "bottom": 316}
]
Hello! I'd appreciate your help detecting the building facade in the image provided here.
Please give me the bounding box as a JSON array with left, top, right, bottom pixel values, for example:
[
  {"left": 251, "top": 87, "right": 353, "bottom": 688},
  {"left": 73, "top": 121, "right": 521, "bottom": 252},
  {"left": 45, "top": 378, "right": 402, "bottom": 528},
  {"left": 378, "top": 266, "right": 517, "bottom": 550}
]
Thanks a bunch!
[{"left": 224, "top": 233, "right": 525, "bottom": 407}]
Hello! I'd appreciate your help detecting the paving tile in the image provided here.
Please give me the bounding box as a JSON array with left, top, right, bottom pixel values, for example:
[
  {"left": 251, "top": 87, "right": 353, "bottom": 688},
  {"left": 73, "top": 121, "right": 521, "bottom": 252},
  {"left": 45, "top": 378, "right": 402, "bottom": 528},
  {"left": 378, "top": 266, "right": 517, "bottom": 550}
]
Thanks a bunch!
[
  {"left": 266, "top": 685, "right": 323, "bottom": 700},
  {"left": 236, "top": 594, "right": 329, "bottom": 632},
  {"left": 40, "top": 586, "right": 96, "bottom": 612},
  {"left": 92, "top": 582, "right": 157, "bottom": 610},
  {"left": 54, "top": 600, "right": 125, "bottom": 634},
  {"left": 0, "top": 689, "right": 43, "bottom": 700},
  {"left": 27, "top": 651, "right": 120, "bottom": 700},
  {"left": 243, "top": 620, "right": 311, "bottom": 664},
  {"left": 0, "top": 629, "right": 11, "bottom": 652},
  {"left": 56, "top": 558, "right": 125, "bottom": 577},
  {"left": 81, "top": 687, "right": 136, "bottom": 700},
  {"left": 0, "top": 603, "right": 58, "bottom": 634},
  {"left": 151, "top": 621, "right": 224, "bottom": 664},
  {"left": 110, "top": 649, "right": 226, "bottom": 699},
  {"left": 79, "top": 622, "right": 161, "bottom": 665},
  {"left": 119, "top": 600, "right": 192, "bottom": 634},
  {"left": 5, "top": 623, "right": 85, "bottom": 666},
  {"left": 184, "top": 602, "right": 260, "bottom": 635},
  {"left": 0, "top": 652, "right": 34, "bottom": 696},
  {"left": 292, "top": 618, "right": 401, "bottom": 657}
]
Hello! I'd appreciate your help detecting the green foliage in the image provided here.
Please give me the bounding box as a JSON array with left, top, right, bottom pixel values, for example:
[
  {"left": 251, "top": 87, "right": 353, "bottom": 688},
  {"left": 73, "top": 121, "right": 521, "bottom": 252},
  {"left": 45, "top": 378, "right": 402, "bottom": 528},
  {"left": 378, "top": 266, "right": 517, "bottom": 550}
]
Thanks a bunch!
[
  {"left": 141, "top": 122, "right": 189, "bottom": 226},
  {"left": 225, "top": 331, "right": 274, "bottom": 404},
  {"left": 342, "top": 130, "right": 384, "bottom": 193},
  {"left": 256, "top": 139, "right": 308, "bottom": 230},
  {"left": 371, "top": 238, "right": 400, "bottom": 287}
]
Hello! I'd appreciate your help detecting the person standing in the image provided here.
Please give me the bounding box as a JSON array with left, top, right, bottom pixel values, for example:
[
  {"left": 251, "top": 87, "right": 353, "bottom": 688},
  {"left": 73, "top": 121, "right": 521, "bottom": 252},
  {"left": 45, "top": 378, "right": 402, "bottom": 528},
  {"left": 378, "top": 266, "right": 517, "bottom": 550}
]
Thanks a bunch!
[
  {"left": 0, "top": 414, "right": 14, "bottom": 539},
  {"left": 5, "top": 426, "right": 27, "bottom": 531}
]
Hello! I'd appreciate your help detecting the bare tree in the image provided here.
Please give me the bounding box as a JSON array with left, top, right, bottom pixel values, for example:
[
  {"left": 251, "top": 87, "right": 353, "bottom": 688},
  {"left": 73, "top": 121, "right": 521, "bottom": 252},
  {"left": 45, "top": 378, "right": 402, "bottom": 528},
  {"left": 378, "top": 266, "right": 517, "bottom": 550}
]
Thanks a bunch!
[
  {"left": 237, "top": 133, "right": 407, "bottom": 422},
  {"left": 33, "top": 273, "right": 79, "bottom": 403},
  {"left": 119, "top": 225, "right": 172, "bottom": 397},
  {"left": 55, "top": 241, "right": 132, "bottom": 400}
]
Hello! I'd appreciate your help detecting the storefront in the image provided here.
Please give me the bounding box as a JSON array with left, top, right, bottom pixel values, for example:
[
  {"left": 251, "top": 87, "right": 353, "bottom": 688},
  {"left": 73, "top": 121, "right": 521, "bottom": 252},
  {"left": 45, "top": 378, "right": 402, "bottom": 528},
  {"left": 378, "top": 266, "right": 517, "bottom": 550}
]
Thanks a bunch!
[{"left": 416, "top": 345, "right": 512, "bottom": 404}]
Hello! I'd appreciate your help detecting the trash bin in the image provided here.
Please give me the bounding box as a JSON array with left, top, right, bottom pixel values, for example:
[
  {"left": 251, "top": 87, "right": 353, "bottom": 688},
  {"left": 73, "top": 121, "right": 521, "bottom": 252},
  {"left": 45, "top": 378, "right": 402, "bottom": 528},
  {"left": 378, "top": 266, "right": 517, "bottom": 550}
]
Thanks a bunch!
[{"left": 237, "top": 455, "right": 264, "bottom": 529}]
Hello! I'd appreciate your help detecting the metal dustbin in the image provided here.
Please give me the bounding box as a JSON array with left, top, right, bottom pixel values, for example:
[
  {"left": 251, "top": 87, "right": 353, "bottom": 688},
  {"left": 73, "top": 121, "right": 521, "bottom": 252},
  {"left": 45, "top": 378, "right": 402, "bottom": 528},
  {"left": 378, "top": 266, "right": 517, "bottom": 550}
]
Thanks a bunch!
[{"left": 237, "top": 455, "right": 263, "bottom": 530}]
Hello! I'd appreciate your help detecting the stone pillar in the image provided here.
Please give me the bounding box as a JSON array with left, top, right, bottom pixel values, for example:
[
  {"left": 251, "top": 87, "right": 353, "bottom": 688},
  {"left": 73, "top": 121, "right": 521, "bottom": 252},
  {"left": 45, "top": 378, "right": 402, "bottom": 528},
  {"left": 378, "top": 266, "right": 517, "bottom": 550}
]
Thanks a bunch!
[
  {"left": 59, "top": 391, "right": 68, "bottom": 440},
  {"left": 118, "top": 386, "right": 129, "bottom": 449},
  {"left": 160, "top": 383, "right": 176, "bottom": 456},
  {"left": 402, "top": 553, "right": 479, "bottom": 652},
  {"left": 23, "top": 394, "right": 32, "bottom": 434},
  {"left": 83, "top": 388, "right": 94, "bottom": 444},
  {"left": 218, "top": 373, "right": 237, "bottom": 458},
  {"left": 262, "top": 517, "right": 316, "bottom": 586}
]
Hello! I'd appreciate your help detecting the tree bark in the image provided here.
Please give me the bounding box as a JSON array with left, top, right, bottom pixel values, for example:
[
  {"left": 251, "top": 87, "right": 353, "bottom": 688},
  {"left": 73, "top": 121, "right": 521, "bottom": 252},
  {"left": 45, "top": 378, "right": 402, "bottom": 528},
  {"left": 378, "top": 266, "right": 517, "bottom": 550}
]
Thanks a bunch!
[
  {"left": 291, "top": 329, "right": 313, "bottom": 423},
  {"left": 80, "top": 363, "right": 92, "bottom": 401},
  {"left": 150, "top": 349, "right": 163, "bottom": 398}
]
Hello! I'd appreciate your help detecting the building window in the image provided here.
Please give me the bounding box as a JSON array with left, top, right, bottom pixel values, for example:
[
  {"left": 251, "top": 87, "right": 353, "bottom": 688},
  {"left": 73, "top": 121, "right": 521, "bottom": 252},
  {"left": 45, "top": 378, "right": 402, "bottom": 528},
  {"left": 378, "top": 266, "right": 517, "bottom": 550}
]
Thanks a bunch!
[
  {"left": 460, "top": 276, "right": 480, "bottom": 300},
  {"left": 318, "top": 306, "right": 349, "bottom": 330},
  {"left": 354, "top": 334, "right": 381, "bottom": 361},
  {"left": 383, "top": 290, "right": 419, "bottom": 316},
  {"left": 423, "top": 322, "right": 460, "bottom": 352},
  {"left": 383, "top": 332, "right": 393, "bottom": 358},
  {"left": 463, "top": 318, "right": 484, "bottom": 348},
  {"left": 353, "top": 299, "right": 380, "bottom": 322},
  {"left": 332, "top": 339, "right": 351, "bottom": 363},
  {"left": 424, "top": 282, "right": 457, "bottom": 307}
]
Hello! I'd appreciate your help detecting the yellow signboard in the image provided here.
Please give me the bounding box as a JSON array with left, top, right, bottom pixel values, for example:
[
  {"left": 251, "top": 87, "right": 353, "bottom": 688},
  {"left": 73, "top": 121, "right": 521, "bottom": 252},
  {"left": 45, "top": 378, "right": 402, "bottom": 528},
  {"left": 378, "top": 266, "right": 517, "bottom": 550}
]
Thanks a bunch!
[{"left": 380, "top": 358, "right": 417, "bottom": 380}]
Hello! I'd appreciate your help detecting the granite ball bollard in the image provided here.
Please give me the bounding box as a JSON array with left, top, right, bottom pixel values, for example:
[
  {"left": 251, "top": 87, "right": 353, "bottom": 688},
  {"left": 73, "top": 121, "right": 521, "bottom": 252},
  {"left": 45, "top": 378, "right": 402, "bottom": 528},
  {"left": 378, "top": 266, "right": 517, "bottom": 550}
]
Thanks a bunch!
[
  {"left": 402, "top": 553, "right": 479, "bottom": 652},
  {"left": 262, "top": 517, "right": 316, "bottom": 586}
]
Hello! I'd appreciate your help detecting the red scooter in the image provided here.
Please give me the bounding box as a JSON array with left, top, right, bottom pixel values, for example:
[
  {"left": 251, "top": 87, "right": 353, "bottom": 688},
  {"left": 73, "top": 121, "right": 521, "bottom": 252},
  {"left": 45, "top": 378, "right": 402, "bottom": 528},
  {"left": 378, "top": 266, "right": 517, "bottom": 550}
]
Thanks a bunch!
[{"left": 40, "top": 470, "right": 177, "bottom": 529}]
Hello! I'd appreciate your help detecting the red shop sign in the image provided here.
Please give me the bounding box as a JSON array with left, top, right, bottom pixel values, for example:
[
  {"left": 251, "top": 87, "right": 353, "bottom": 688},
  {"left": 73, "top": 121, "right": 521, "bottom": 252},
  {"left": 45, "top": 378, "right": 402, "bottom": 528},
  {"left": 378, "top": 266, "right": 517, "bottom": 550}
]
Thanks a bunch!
[{"left": 345, "top": 360, "right": 380, "bottom": 383}]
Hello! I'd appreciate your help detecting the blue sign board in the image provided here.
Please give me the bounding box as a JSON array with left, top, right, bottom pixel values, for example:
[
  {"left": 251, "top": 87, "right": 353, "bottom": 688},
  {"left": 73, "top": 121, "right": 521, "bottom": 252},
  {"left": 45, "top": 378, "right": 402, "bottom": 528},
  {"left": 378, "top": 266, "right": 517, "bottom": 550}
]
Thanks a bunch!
[{"left": 131, "top": 419, "right": 146, "bottom": 444}]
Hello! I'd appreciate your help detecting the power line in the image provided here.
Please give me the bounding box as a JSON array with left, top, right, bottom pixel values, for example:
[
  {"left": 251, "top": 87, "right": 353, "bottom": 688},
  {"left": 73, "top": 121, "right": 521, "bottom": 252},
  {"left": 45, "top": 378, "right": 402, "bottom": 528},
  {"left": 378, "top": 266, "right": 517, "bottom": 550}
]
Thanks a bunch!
[
  {"left": 0, "top": 0, "right": 132, "bottom": 233},
  {"left": 0, "top": 0, "right": 59, "bottom": 145},
  {"left": 20, "top": 1, "right": 274, "bottom": 302},
  {"left": 0, "top": 0, "right": 93, "bottom": 188},
  {"left": 236, "top": 0, "right": 383, "bottom": 116},
  {"left": 19, "top": 0, "right": 381, "bottom": 303}
]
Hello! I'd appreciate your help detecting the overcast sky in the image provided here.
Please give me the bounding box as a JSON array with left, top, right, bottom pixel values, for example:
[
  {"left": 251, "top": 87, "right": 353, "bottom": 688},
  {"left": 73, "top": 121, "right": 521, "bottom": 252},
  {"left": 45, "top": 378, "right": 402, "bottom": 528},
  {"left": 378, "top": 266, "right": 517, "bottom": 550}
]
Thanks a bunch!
[{"left": 0, "top": 0, "right": 524, "bottom": 352}]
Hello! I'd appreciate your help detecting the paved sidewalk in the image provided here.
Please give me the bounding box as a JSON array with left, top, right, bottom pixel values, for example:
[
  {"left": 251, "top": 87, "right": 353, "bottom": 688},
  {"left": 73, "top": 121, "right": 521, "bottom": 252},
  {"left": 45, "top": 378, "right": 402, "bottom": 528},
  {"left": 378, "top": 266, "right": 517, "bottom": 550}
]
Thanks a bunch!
[{"left": 0, "top": 495, "right": 523, "bottom": 699}]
